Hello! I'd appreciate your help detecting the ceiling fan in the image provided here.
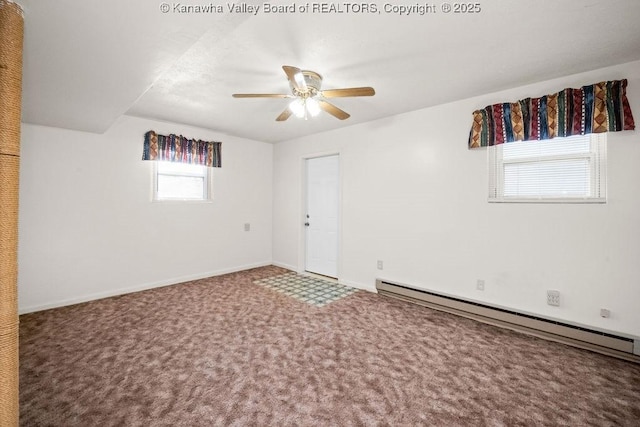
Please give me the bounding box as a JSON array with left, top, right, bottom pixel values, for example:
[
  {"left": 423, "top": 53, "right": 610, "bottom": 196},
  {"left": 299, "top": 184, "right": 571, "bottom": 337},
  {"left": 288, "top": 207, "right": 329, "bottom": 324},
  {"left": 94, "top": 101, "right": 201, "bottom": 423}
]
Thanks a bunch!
[{"left": 232, "top": 65, "right": 375, "bottom": 121}]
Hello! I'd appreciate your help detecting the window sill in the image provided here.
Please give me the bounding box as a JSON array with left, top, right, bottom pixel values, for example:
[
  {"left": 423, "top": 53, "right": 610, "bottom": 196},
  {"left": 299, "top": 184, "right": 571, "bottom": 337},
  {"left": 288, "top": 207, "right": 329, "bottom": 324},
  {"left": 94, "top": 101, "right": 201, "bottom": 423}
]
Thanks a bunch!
[
  {"left": 489, "top": 197, "right": 606, "bottom": 204},
  {"left": 152, "top": 199, "right": 213, "bottom": 204}
]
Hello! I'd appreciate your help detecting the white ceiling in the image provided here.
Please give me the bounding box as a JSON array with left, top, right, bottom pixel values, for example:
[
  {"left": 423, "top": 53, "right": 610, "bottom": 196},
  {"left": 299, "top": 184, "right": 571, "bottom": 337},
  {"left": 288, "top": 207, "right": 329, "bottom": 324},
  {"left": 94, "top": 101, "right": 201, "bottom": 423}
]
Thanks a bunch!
[{"left": 19, "top": 0, "right": 640, "bottom": 143}]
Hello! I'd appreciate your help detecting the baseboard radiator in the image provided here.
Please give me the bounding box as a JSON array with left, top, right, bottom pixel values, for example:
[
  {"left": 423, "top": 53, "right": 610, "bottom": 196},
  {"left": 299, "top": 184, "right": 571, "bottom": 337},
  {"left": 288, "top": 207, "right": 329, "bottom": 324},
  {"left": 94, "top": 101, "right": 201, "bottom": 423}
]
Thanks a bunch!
[{"left": 376, "top": 279, "right": 640, "bottom": 363}]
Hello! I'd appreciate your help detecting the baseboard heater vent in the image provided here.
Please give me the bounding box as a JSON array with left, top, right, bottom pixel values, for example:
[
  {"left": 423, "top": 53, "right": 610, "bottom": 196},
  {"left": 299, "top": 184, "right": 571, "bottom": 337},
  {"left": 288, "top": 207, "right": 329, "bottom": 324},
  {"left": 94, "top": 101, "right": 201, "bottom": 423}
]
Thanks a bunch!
[{"left": 376, "top": 279, "right": 640, "bottom": 363}]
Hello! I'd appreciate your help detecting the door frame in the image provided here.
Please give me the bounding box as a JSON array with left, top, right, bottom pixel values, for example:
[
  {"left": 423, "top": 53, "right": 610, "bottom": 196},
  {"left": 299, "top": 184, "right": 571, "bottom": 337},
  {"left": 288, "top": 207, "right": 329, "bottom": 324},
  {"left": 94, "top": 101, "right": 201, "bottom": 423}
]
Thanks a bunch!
[{"left": 298, "top": 152, "right": 342, "bottom": 280}]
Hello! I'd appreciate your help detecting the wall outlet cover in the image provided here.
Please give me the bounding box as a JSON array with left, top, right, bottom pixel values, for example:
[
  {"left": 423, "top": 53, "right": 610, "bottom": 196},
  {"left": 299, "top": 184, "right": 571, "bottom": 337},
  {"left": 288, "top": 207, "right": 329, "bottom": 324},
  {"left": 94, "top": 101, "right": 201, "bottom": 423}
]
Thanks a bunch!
[{"left": 547, "top": 290, "right": 560, "bottom": 306}]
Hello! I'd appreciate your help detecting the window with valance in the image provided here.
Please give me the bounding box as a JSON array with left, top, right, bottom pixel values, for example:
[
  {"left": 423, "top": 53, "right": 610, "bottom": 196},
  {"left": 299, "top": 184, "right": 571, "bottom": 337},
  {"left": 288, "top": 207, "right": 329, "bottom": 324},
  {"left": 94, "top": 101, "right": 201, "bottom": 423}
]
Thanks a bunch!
[
  {"left": 142, "top": 130, "right": 222, "bottom": 201},
  {"left": 468, "top": 80, "right": 635, "bottom": 203}
]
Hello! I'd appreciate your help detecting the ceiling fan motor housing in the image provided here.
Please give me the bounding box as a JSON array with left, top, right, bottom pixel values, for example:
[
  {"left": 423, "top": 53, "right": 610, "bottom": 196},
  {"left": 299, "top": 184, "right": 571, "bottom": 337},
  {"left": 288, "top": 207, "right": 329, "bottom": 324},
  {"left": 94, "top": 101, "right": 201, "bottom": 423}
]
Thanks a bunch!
[{"left": 290, "top": 70, "right": 323, "bottom": 97}]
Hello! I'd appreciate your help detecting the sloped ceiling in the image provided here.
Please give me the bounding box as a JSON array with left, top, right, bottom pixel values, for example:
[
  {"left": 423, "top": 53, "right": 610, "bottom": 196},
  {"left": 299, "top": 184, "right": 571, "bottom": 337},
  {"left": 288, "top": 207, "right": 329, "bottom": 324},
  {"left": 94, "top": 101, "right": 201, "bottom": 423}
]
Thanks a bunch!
[{"left": 20, "top": 0, "right": 640, "bottom": 143}]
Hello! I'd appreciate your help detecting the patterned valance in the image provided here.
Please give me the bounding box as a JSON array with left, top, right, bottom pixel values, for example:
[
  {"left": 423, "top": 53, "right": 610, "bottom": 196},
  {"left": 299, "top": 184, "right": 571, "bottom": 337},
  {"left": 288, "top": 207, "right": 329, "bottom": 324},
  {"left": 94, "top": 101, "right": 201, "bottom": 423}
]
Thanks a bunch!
[
  {"left": 468, "top": 79, "right": 635, "bottom": 148},
  {"left": 142, "top": 130, "right": 221, "bottom": 167}
]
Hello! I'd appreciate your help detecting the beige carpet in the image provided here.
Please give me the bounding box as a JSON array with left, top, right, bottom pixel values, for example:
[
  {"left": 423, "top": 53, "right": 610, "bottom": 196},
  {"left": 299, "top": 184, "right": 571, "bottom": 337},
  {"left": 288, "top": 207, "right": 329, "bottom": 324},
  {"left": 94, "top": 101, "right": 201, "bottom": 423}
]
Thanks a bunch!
[{"left": 20, "top": 266, "right": 640, "bottom": 426}]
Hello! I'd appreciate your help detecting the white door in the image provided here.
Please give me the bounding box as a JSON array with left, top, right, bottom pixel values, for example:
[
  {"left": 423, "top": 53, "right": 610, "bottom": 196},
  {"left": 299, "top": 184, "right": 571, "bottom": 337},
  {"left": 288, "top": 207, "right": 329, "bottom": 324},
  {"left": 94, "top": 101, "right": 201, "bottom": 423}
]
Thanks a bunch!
[{"left": 305, "top": 155, "right": 339, "bottom": 278}]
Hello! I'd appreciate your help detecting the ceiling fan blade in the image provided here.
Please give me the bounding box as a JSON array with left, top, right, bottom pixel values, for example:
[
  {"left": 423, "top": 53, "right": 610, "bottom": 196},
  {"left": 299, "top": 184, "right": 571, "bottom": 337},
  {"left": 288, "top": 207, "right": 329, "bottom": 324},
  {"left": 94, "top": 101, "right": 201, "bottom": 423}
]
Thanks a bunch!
[
  {"left": 276, "top": 108, "right": 292, "bottom": 121},
  {"left": 321, "top": 87, "right": 375, "bottom": 98},
  {"left": 318, "top": 100, "right": 350, "bottom": 120},
  {"left": 232, "top": 93, "right": 291, "bottom": 98},
  {"left": 282, "top": 65, "right": 307, "bottom": 91}
]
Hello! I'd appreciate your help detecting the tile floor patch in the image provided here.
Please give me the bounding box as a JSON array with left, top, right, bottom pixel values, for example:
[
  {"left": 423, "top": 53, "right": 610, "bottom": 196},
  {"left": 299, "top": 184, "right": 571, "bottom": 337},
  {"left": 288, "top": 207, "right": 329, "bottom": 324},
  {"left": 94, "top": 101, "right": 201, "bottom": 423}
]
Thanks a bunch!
[{"left": 254, "top": 272, "right": 357, "bottom": 307}]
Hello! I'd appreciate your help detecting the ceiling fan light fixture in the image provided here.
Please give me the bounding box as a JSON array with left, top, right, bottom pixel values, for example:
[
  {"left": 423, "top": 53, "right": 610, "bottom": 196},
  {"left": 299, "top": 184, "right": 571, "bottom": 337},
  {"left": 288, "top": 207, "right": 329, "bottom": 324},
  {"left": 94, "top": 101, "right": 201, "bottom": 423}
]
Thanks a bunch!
[
  {"left": 306, "top": 97, "right": 321, "bottom": 117},
  {"left": 289, "top": 98, "right": 305, "bottom": 118}
]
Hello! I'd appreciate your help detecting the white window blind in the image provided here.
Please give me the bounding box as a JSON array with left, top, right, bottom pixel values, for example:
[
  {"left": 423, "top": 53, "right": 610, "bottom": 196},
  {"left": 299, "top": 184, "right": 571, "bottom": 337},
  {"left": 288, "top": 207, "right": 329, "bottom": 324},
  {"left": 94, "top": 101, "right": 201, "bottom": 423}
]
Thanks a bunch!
[
  {"left": 154, "top": 162, "right": 211, "bottom": 201},
  {"left": 488, "top": 133, "right": 606, "bottom": 203}
]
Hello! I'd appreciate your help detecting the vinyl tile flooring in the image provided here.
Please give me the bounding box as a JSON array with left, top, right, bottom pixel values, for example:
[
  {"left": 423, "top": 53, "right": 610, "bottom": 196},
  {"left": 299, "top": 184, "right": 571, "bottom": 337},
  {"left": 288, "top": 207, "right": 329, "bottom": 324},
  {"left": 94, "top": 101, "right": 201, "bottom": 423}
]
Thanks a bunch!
[{"left": 254, "top": 272, "right": 357, "bottom": 307}]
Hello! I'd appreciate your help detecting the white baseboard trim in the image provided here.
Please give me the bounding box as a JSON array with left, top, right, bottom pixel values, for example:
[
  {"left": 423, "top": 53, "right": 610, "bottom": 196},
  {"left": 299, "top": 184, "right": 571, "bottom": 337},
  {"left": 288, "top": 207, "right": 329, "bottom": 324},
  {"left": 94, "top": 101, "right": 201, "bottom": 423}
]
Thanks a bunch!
[
  {"left": 340, "top": 278, "right": 377, "bottom": 293},
  {"left": 19, "top": 260, "right": 272, "bottom": 315},
  {"left": 271, "top": 261, "right": 297, "bottom": 272}
]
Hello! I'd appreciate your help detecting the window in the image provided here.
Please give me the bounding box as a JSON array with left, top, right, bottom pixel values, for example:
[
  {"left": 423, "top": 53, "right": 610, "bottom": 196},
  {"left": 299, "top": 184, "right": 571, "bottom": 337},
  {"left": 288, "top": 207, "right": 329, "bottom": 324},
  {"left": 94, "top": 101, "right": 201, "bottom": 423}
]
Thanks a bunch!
[
  {"left": 488, "top": 133, "right": 606, "bottom": 203},
  {"left": 153, "top": 161, "right": 212, "bottom": 201}
]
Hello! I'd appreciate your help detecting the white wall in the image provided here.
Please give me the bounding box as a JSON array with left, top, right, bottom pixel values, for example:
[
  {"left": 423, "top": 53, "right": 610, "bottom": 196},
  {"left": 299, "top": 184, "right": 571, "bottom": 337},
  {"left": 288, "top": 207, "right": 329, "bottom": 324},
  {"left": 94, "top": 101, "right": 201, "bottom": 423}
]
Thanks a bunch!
[
  {"left": 19, "top": 115, "right": 273, "bottom": 313},
  {"left": 273, "top": 60, "right": 640, "bottom": 336}
]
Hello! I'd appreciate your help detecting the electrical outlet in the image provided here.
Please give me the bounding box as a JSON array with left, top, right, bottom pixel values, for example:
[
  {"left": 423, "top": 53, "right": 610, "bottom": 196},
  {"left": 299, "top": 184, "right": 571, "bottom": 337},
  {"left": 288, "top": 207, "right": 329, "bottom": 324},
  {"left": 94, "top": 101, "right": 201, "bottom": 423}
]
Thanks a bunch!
[
  {"left": 547, "top": 290, "right": 560, "bottom": 306},
  {"left": 377, "top": 260, "right": 383, "bottom": 270},
  {"left": 600, "top": 308, "right": 610, "bottom": 318},
  {"left": 476, "top": 279, "right": 485, "bottom": 291},
  {"left": 244, "top": 223, "right": 250, "bottom": 231}
]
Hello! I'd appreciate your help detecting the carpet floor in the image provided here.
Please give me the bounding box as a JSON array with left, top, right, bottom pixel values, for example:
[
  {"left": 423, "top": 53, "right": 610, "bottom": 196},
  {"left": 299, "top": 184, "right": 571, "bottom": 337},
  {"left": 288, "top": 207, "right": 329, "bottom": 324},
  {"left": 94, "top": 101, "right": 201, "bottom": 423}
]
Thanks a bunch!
[{"left": 19, "top": 266, "right": 640, "bottom": 426}]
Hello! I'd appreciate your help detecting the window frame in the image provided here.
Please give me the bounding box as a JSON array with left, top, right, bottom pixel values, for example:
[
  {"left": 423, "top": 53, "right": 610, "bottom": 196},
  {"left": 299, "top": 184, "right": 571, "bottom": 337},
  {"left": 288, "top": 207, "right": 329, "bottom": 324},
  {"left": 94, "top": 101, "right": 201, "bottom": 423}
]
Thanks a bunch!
[
  {"left": 152, "top": 161, "right": 213, "bottom": 202},
  {"left": 488, "top": 133, "right": 607, "bottom": 204}
]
